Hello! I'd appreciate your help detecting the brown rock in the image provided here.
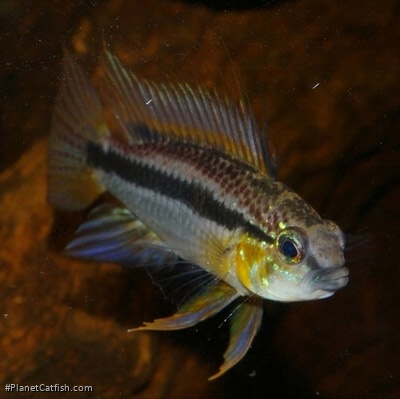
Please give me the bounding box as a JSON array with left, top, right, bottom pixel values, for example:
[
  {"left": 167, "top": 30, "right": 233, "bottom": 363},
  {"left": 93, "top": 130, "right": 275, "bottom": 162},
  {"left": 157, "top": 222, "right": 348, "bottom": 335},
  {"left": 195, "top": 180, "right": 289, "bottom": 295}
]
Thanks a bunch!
[
  {"left": 1, "top": 0, "right": 399, "bottom": 398},
  {"left": 0, "top": 140, "right": 221, "bottom": 398}
]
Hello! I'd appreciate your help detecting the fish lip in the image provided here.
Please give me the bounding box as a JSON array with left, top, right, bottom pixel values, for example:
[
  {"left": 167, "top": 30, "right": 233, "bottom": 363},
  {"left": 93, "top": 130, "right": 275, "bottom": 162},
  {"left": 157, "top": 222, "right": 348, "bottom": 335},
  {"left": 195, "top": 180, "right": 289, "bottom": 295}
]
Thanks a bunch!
[{"left": 310, "top": 267, "right": 349, "bottom": 292}]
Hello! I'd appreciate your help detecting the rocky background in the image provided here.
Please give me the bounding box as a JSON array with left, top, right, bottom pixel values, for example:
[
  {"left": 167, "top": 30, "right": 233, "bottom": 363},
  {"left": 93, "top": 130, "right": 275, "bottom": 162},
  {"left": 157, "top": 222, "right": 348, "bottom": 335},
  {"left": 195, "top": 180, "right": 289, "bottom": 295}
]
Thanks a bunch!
[{"left": 0, "top": 0, "right": 399, "bottom": 398}]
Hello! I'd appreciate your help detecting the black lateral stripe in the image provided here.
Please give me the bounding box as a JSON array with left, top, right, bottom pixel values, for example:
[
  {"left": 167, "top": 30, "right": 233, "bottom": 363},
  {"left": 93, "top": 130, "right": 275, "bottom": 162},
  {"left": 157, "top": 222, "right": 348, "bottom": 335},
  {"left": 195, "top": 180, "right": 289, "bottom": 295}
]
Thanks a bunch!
[{"left": 87, "top": 142, "right": 273, "bottom": 244}]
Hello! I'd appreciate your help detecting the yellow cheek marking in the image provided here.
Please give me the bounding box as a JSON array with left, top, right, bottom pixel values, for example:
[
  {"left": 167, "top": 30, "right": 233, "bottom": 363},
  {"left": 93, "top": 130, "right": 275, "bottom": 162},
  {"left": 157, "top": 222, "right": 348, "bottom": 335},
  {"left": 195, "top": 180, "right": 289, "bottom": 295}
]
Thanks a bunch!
[{"left": 235, "top": 233, "right": 270, "bottom": 291}]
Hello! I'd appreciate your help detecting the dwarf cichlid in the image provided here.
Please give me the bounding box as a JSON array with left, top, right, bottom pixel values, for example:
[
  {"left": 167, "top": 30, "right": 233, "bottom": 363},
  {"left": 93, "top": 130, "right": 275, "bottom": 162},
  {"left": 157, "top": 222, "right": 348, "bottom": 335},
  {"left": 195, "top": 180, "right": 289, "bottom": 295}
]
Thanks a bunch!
[{"left": 48, "top": 50, "right": 349, "bottom": 379}]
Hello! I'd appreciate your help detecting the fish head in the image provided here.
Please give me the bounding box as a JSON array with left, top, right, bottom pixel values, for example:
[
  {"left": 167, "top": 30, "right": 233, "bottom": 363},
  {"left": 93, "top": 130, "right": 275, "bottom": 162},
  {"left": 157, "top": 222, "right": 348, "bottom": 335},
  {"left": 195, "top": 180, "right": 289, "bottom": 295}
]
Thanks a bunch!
[{"left": 235, "top": 219, "right": 348, "bottom": 302}]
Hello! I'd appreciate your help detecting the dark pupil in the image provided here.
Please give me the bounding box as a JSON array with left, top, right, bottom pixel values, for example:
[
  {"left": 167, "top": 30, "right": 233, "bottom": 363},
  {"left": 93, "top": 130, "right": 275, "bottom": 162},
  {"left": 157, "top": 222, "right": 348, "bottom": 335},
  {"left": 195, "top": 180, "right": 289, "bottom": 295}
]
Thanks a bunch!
[{"left": 281, "top": 239, "right": 298, "bottom": 258}]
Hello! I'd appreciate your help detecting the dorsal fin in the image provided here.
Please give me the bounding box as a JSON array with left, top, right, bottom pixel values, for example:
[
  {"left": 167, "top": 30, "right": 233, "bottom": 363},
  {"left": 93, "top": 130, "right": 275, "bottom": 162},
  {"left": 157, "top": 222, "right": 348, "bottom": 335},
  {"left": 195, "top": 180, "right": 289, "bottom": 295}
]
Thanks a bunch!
[{"left": 100, "top": 49, "right": 273, "bottom": 175}]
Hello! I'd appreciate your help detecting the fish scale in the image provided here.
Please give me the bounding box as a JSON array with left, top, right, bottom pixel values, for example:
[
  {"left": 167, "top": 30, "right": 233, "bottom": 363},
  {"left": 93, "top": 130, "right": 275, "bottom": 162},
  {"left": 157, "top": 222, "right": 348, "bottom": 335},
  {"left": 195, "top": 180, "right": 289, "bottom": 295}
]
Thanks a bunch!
[{"left": 48, "top": 49, "right": 349, "bottom": 379}]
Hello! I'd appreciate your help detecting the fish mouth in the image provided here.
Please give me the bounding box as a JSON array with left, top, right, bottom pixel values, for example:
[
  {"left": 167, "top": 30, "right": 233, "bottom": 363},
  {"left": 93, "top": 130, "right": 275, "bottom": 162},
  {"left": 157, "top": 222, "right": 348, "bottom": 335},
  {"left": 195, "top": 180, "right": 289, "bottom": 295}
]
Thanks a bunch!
[
  {"left": 309, "top": 267, "right": 349, "bottom": 297},
  {"left": 304, "top": 266, "right": 349, "bottom": 299}
]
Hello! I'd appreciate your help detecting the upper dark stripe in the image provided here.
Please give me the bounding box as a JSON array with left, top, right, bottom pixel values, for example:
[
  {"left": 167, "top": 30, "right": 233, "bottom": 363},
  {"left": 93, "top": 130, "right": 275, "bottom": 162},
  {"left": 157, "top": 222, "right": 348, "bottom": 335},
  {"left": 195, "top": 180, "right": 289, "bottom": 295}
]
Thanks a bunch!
[{"left": 87, "top": 142, "right": 273, "bottom": 244}]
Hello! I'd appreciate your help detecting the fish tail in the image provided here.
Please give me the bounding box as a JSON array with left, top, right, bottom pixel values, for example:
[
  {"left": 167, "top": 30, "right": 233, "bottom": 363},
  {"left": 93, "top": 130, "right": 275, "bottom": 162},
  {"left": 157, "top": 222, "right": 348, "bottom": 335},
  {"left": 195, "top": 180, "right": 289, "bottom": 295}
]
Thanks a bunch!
[{"left": 48, "top": 53, "right": 109, "bottom": 210}]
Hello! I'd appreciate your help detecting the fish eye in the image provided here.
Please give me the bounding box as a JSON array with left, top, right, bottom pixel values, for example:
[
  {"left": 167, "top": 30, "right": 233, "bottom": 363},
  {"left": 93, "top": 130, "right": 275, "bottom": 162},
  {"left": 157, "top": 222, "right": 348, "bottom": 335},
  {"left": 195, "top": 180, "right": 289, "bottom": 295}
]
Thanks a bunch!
[{"left": 277, "top": 230, "right": 306, "bottom": 264}]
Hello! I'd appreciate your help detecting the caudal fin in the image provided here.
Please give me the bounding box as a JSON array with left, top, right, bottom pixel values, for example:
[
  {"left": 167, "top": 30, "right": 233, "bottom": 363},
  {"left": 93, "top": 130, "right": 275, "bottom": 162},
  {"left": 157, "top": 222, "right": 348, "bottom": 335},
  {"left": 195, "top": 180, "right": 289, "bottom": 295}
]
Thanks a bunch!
[{"left": 48, "top": 53, "right": 109, "bottom": 210}]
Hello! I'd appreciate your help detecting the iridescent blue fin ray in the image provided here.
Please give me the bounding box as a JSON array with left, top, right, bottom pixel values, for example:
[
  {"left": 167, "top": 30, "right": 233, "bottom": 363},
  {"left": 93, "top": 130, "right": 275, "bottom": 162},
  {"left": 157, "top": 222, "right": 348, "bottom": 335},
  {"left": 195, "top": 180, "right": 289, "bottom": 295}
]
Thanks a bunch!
[
  {"left": 130, "top": 281, "right": 239, "bottom": 331},
  {"left": 209, "top": 296, "right": 263, "bottom": 380},
  {"left": 65, "top": 204, "right": 175, "bottom": 266},
  {"left": 65, "top": 204, "right": 227, "bottom": 306},
  {"left": 48, "top": 49, "right": 349, "bottom": 381}
]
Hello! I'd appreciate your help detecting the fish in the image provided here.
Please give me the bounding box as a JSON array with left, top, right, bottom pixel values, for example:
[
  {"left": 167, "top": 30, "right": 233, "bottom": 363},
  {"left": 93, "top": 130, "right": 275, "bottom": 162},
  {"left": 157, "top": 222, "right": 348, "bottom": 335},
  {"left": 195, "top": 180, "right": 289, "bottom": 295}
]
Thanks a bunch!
[{"left": 47, "top": 49, "right": 349, "bottom": 380}]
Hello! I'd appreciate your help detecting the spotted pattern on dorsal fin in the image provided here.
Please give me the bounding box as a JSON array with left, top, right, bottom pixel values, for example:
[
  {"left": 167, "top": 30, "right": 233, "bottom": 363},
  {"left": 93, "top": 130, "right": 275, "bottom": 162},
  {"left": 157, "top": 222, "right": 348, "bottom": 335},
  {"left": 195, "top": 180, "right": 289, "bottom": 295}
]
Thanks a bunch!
[{"left": 100, "top": 49, "right": 273, "bottom": 175}]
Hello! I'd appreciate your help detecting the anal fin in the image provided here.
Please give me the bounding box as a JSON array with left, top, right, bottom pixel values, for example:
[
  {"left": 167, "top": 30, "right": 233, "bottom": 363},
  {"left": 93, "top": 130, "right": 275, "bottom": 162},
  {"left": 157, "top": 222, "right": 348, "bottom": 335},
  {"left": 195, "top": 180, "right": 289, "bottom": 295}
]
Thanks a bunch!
[{"left": 65, "top": 203, "right": 175, "bottom": 266}]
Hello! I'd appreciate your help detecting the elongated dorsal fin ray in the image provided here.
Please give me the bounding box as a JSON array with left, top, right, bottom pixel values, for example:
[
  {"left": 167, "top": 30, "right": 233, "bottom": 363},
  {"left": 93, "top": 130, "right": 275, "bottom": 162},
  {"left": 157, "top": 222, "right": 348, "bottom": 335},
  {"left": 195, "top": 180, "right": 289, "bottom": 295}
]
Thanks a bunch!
[{"left": 100, "top": 50, "right": 273, "bottom": 174}]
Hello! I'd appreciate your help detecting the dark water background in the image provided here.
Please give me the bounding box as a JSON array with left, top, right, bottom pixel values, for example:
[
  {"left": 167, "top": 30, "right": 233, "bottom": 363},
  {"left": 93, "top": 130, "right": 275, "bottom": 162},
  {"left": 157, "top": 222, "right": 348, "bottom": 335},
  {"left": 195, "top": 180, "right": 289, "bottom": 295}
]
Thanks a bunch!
[{"left": 0, "top": 0, "right": 399, "bottom": 398}]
